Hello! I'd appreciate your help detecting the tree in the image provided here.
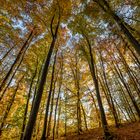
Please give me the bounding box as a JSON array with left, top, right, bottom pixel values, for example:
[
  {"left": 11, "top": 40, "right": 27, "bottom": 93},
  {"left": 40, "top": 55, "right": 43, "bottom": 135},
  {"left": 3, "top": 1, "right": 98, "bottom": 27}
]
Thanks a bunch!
[
  {"left": 22, "top": 9, "right": 61, "bottom": 139},
  {"left": 93, "top": 0, "right": 140, "bottom": 55}
]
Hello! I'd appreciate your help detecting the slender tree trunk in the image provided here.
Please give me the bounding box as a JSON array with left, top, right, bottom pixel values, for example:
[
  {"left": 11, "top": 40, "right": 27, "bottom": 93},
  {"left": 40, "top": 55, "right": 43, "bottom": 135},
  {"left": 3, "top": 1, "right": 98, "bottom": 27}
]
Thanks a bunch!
[
  {"left": 115, "top": 44, "right": 140, "bottom": 98},
  {"left": 0, "top": 29, "right": 34, "bottom": 91},
  {"left": 31, "top": 60, "right": 44, "bottom": 112},
  {"left": 46, "top": 77, "right": 57, "bottom": 138},
  {"left": 0, "top": 39, "right": 33, "bottom": 101},
  {"left": 113, "top": 98, "right": 130, "bottom": 123},
  {"left": 77, "top": 94, "right": 82, "bottom": 134},
  {"left": 76, "top": 76, "right": 82, "bottom": 134},
  {"left": 87, "top": 86, "right": 101, "bottom": 127},
  {"left": 35, "top": 104, "right": 45, "bottom": 140},
  {"left": 81, "top": 103, "right": 88, "bottom": 131},
  {"left": 46, "top": 68, "right": 59, "bottom": 138},
  {"left": 0, "top": 45, "right": 15, "bottom": 64},
  {"left": 105, "top": 58, "right": 137, "bottom": 121},
  {"left": 99, "top": 50, "right": 119, "bottom": 127},
  {"left": 56, "top": 98, "right": 62, "bottom": 138},
  {"left": 113, "top": 62, "right": 140, "bottom": 118},
  {"left": 20, "top": 67, "right": 37, "bottom": 140},
  {"left": 117, "top": 80, "right": 136, "bottom": 122},
  {"left": 70, "top": 52, "right": 82, "bottom": 135},
  {"left": 41, "top": 50, "right": 57, "bottom": 140},
  {"left": 0, "top": 76, "right": 23, "bottom": 135},
  {"left": 22, "top": 12, "right": 60, "bottom": 140},
  {"left": 53, "top": 55, "right": 63, "bottom": 140},
  {"left": 52, "top": 88, "right": 61, "bottom": 140},
  {"left": 82, "top": 33, "right": 111, "bottom": 139},
  {"left": 64, "top": 92, "right": 67, "bottom": 137},
  {"left": 99, "top": 75, "right": 120, "bottom": 127},
  {"left": 120, "top": 36, "right": 140, "bottom": 67},
  {"left": 104, "top": 47, "right": 139, "bottom": 119}
]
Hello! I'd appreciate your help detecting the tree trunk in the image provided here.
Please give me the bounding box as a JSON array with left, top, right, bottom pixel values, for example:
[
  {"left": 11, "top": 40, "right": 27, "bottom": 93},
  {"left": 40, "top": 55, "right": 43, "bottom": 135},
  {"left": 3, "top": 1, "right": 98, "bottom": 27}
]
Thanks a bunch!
[
  {"left": 99, "top": 49, "right": 119, "bottom": 127},
  {"left": 0, "top": 39, "right": 33, "bottom": 101},
  {"left": 56, "top": 98, "right": 62, "bottom": 138},
  {"left": 94, "top": 0, "right": 140, "bottom": 55},
  {"left": 104, "top": 57, "right": 137, "bottom": 122},
  {"left": 113, "top": 62, "right": 140, "bottom": 118},
  {"left": 0, "top": 45, "right": 15, "bottom": 64},
  {"left": 53, "top": 55, "right": 63, "bottom": 140},
  {"left": 22, "top": 13, "right": 60, "bottom": 140},
  {"left": 104, "top": 47, "right": 139, "bottom": 119},
  {"left": 87, "top": 86, "right": 101, "bottom": 127},
  {"left": 0, "top": 76, "right": 23, "bottom": 135},
  {"left": 20, "top": 67, "right": 37, "bottom": 140},
  {"left": 41, "top": 50, "right": 57, "bottom": 140},
  {"left": 64, "top": 92, "right": 67, "bottom": 136},
  {"left": 115, "top": 44, "right": 140, "bottom": 98},
  {"left": 46, "top": 67, "right": 60, "bottom": 138},
  {"left": 0, "top": 29, "right": 34, "bottom": 91},
  {"left": 31, "top": 60, "right": 44, "bottom": 112},
  {"left": 82, "top": 33, "right": 111, "bottom": 139},
  {"left": 81, "top": 103, "right": 88, "bottom": 131}
]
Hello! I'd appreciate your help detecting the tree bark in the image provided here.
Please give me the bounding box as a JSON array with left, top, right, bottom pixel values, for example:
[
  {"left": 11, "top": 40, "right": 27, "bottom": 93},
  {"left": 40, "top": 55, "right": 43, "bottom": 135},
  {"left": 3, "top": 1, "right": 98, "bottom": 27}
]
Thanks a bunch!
[
  {"left": 46, "top": 75, "right": 58, "bottom": 138},
  {"left": 99, "top": 49, "right": 119, "bottom": 127},
  {"left": 20, "top": 66, "right": 37, "bottom": 140},
  {"left": 81, "top": 103, "right": 88, "bottom": 131},
  {"left": 53, "top": 54, "right": 63, "bottom": 140},
  {"left": 41, "top": 50, "right": 57, "bottom": 140},
  {"left": 22, "top": 12, "right": 60, "bottom": 140},
  {"left": 82, "top": 32, "right": 111, "bottom": 139}
]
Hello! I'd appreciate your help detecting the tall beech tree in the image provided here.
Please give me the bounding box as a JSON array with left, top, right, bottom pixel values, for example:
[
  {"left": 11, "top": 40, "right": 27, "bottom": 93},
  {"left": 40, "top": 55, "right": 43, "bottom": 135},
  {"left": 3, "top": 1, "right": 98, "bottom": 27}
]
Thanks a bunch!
[
  {"left": 20, "top": 64, "right": 38, "bottom": 140},
  {"left": 22, "top": 10, "right": 61, "bottom": 140},
  {"left": 41, "top": 49, "right": 58, "bottom": 140},
  {"left": 84, "top": 36, "right": 111, "bottom": 139}
]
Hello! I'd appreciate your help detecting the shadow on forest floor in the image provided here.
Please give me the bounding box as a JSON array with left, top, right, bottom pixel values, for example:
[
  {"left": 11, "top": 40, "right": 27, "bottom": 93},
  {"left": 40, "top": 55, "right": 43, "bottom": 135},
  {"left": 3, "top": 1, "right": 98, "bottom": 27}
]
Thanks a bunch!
[{"left": 55, "top": 122, "right": 140, "bottom": 140}]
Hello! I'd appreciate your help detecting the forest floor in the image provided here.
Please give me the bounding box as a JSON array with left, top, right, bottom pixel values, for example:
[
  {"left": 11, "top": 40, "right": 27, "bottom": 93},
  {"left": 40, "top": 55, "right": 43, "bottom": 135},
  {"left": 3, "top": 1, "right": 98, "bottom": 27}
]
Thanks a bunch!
[{"left": 57, "top": 122, "right": 140, "bottom": 140}]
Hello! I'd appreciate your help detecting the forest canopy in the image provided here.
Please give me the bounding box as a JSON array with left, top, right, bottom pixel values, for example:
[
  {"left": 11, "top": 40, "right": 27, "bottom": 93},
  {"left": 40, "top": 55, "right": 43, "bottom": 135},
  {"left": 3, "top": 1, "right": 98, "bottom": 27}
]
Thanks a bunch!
[{"left": 0, "top": 0, "right": 140, "bottom": 140}]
